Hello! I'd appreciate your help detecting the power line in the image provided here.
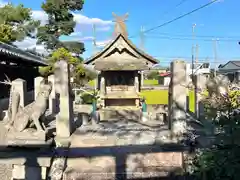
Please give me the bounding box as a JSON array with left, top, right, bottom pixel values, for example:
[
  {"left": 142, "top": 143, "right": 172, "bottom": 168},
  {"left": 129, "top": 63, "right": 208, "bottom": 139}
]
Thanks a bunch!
[
  {"left": 136, "top": 35, "right": 239, "bottom": 42},
  {"left": 150, "top": 56, "right": 240, "bottom": 61},
  {"left": 157, "top": 0, "right": 191, "bottom": 19},
  {"left": 136, "top": 0, "right": 191, "bottom": 28},
  {"left": 144, "top": 32, "right": 240, "bottom": 40},
  {"left": 129, "top": 0, "right": 220, "bottom": 38}
]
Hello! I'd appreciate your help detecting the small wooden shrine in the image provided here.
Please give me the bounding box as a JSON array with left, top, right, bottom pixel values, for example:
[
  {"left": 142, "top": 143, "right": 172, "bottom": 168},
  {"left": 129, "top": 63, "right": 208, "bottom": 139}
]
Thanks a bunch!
[{"left": 85, "top": 13, "right": 158, "bottom": 119}]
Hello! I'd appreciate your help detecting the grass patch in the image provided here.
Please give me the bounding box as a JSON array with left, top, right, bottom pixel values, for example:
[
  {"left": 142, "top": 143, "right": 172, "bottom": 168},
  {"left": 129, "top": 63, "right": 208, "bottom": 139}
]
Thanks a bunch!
[
  {"left": 88, "top": 79, "right": 159, "bottom": 87},
  {"left": 143, "top": 79, "right": 159, "bottom": 85},
  {"left": 141, "top": 89, "right": 195, "bottom": 112},
  {"left": 87, "top": 80, "right": 196, "bottom": 112}
]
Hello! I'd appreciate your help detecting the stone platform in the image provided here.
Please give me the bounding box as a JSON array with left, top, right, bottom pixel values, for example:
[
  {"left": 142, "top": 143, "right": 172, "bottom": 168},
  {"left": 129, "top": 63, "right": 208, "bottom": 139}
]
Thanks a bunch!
[
  {"left": 99, "top": 107, "right": 142, "bottom": 121},
  {"left": 65, "top": 120, "right": 187, "bottom": 179}
]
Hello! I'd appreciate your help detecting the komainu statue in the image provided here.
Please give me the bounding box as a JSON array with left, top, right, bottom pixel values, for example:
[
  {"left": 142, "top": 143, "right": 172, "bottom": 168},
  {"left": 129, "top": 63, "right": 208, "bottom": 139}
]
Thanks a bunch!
[{"left": 1, "top": 77, "right": 52, "bottom": 135}]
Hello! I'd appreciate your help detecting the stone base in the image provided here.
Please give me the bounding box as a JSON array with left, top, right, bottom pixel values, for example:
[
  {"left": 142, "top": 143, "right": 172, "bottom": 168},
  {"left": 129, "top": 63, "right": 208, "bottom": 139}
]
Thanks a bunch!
[
  {"left": 65, "top": 152, "right": 184, "bottom": 180},
  {"left": 12, "top": 164, "right": 47, "bottom": 180},
  {"left": 6, "top": 130, "right": 53, "bottom": 148},
  {"left": 55, "top": 136, "right": 71, "bottom": 147},
  {"left": 99, "top": 108, "right": 141, "bottom": 121}
]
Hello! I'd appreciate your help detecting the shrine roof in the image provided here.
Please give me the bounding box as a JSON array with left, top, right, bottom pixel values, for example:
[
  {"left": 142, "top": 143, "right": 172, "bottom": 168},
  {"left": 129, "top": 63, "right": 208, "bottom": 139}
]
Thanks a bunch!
[
  {"left": 84, "top": 34, "right": 158, "bottom": 66},
  {"left": 94, "top": 57, "right": 149, "bottom": 71}
]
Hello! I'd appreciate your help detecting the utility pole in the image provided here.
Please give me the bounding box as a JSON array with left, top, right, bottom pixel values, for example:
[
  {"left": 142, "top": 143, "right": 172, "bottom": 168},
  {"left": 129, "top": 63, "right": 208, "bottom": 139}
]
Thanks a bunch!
[
  {"left": 213, "top": 38, "right": 218, "bottom": 77},
  {"left": 140, "top": 26, "right": 145, "bottom": 87},
  {"left": 92, "top": 23, "right": 97, "bottom": 55},
  {"left": 140, "top": 26, "right": 145, "bottom": 51},
  {"left": 191, "top": 24, "right": 196, "bottom": 78},
  {"left": 195, "top": 44, "right": 199, "bottom": 65}
]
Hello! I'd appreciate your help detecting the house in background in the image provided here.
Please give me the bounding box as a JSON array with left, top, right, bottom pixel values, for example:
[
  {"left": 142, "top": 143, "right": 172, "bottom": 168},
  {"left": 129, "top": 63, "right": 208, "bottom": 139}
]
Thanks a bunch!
[
  {"left": 218, "top": 61, "right": 240, "bottom": 84},
  {"left": 158, "top": 72, "right": 171, "bottom": 86}
]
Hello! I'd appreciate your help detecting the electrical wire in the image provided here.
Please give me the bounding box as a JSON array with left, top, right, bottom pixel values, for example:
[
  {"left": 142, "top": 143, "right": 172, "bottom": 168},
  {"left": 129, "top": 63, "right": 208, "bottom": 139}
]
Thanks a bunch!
[
  {"left": 140, "top": 35, "right": 239, "bottom": 42},
  {"left": 136, "top": 0, "right": 191, "bottom": 28},
  {"left": 129, "top": 0, "right": 220, "bottom": 38},
  {"left": 143, "top": 32, "right": 240, "bottom": 40}
]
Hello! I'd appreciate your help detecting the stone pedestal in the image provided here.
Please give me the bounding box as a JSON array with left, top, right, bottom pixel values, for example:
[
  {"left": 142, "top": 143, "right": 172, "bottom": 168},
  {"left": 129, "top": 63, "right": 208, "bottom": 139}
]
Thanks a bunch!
[
  {"left": 6, "top": 129, "right": 53, "bottom": 147},
  {"left": 79, "top": 112, "right": 89, "bottom": 126},
  {"left": 12, "top": 79, "right": 27, "bottom": 107},
  {"left": 141, "top": 112, "right": 149, "bottom": 122}
]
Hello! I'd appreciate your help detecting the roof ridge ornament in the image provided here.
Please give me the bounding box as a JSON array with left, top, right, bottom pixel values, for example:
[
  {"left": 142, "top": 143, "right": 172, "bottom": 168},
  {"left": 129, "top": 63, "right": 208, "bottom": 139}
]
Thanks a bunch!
[{"left": 112, "top": 12, "right": 129, "bottom": 38}]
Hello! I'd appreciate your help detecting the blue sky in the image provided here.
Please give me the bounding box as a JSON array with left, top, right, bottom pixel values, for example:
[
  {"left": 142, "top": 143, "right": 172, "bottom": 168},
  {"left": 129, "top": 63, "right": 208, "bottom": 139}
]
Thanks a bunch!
[{"left": 2, "top": 0, "right": 240, "bottom": 66}]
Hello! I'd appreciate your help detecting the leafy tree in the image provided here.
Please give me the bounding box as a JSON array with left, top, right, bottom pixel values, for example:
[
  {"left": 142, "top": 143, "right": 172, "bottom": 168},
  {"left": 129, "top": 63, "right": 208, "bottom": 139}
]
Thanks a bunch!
[
  {"left": 37, "top": 0, "right": 92, "bottom": 85},
  {"left": 190, "top": 83, "right": 240, "bottom": 180},
  {"left": 146, "top": 70, "right": 159, "bottom": 79},
  {"left": 0, "top": 3, "right": 40, "bottom": 44},
  {"left": 36, "top": 0, "right": 84, "bottom": 53},
  {"left": 39, "top": 47, "right": 85, "bottom": 78}
]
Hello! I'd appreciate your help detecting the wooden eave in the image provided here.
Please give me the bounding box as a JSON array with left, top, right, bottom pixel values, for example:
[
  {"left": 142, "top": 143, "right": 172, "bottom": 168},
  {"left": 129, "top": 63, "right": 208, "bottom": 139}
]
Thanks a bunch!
[
  {"left": 84, "top": 34, "right": 158, "bottom": 65},
  {"left": 0, "top": 42, "right": 48, "bottom": 66},
  {"left": 94, "top": 57, "right": 150, "bottom": 71}
]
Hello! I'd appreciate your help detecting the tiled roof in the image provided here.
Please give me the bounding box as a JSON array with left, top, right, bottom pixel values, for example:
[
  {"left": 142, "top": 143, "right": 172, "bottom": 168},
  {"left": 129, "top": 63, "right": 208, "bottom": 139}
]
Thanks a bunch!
[
  {"left": 231, "top": 61, "right": 240, "bottom": 67},
  {"left": 0, "top": 41, "right": 48, "bottom": 66}
]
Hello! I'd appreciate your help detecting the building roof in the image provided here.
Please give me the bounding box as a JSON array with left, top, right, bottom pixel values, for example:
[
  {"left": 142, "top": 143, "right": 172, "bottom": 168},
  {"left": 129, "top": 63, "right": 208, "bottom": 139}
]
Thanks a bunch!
[
  {"left": 0, "top": 41, "right": 48, "bottom": 66},
  {"left": 231, "top": 61, "right": 240, "bottom": 67},
  {"left": 94, "top": 57, "right": 149, "bottom": 71},
  {"left": 84, "top": 34, "right": 159, "bottom": 66},
  {"left": 218, "top": 60, "right": 240, "bottom": 73},
  {"left": 159, "top": 72, "right": 171, "bottom": 77}
]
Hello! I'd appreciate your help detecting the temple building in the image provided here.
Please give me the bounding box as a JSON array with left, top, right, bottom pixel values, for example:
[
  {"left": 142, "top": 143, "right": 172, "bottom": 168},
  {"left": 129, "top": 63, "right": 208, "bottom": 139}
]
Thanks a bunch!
[
  {"left": 85, "top": 13, "right": 158, "bottom": 120},
  {"left": 0, "top": 42, "right": 48, "bottom": 98}
]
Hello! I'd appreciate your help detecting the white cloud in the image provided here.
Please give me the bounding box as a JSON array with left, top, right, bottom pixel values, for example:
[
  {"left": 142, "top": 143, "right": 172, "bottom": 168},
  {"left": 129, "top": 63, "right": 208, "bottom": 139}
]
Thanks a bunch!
[
  {"left": 14, "top": 37, "right": 47, "bottom": 55},
  {"left": 13, "top": 9, "right": 113, "bottom": 51},
  {"left": 69, "top": 32, "right": 82, "bottom": 37},
  {"left": 96, "top": 26, "right": 111, "bottom": 32},
  {"left": 31, "top": 10, "right": 48, "bottom": 25},
  {"left": 80, "top": 36, "right": 94, "bottom": 41},
  {"left": 73, "top": 13, "right": 113, "bottom": 26},
  {"left": 95, "top": 39, "right": 112, "bottom": 47},
  {"left": 0, "top": 0, "right": 7, "bottom": 7}
]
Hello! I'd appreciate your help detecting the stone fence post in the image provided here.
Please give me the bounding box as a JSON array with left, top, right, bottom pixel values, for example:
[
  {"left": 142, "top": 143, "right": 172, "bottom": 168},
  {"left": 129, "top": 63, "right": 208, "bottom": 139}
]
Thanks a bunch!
[
  {"left": 34, "top": 76, "right": 44, "bottom": 100},
  {"left": 12, "top": 78, "right": 27, "bottom": 107},
  {"left": 48, "top": 75, "right": 57, "bottom": 114},
  {"left": 168, "top": 60, "right": 187, "bottom": 135},
  {"left": 54, "top": 60, "right": 74, "bottom": 143}
]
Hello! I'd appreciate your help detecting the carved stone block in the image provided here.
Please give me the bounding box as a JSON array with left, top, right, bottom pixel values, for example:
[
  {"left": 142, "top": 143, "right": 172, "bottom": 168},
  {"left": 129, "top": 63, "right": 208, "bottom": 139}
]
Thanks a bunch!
[{"left": 6, "top": 129, "right": 52, "bottom": 147}]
